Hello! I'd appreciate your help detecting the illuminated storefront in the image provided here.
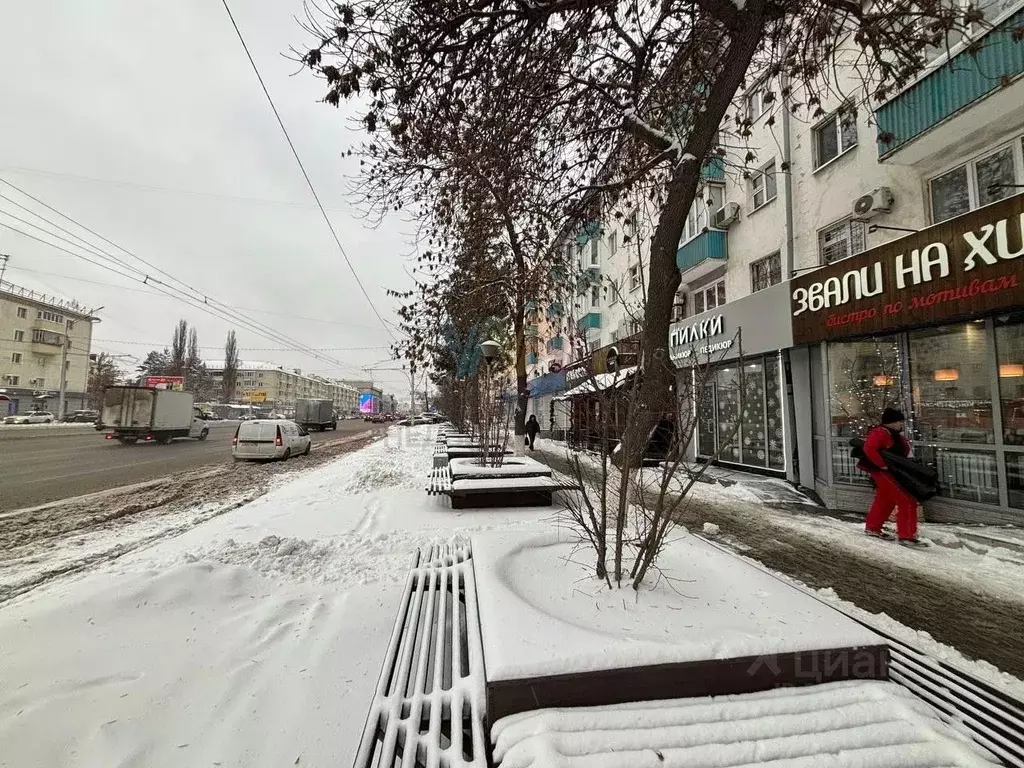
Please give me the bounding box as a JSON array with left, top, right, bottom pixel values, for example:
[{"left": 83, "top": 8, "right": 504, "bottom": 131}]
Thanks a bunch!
[{"left": 790, "top": 194, "right": 1024, "bottom": 523}]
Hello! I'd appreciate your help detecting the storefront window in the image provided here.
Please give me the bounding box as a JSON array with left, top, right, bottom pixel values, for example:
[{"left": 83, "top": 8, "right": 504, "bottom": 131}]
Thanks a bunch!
[
  {"left": 1007, "top": 454, "right": 1024, "bottom": 510},
  {"left": 716, "top": 366, "right": 742, "bottom": 462},
  {"left": 909, "top": 322, "right": 993, "bottom": 444},
  {"left": 696, "top": 355, "right": 785, "bottom": 471},
  {"left": 828, "top": 337, "right": 903, "bottom": 484},
  {"left": 764, "top": 357, "right": 785, "bottom": 470},
  {"left": 995, "top": 314, "right": 1024, "bottom": 446},
  {"left": 918, "top": 446, "right": 1000, "bottom": 506},
  {"left": 741, "top": 361, "right": 767, "bottom": 467}
]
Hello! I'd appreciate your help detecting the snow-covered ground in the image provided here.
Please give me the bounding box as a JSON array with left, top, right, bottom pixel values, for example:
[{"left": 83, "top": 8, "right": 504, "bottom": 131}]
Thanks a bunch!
[
  {"left": 0, "top": 426, "right": 551, "bottom": 768},
  {"left": 2, "top": 427, "right": 1022, "bottom": 767}
]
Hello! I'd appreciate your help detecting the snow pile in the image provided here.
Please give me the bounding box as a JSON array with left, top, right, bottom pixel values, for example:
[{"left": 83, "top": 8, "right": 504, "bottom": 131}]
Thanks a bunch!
[
  {"left": 0, "top": 424, "right": 557, "bottom": 767},
  {"left": 702, "top": 522, "right": 721, "bottom": 536},
  {"left": 492, "top": 680, "right": 999, "bottom": 767},
  {"left": 183, "top": 532, "right": 421, "bottom": 586},
  {"left": 473, "top": 530, "right": 881, "bottom": 682}
]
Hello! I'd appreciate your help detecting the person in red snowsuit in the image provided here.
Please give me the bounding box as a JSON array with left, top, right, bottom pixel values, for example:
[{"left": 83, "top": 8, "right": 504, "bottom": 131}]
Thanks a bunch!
[{"left": 858, "top": 408, "right": 922, "bottom": 545}]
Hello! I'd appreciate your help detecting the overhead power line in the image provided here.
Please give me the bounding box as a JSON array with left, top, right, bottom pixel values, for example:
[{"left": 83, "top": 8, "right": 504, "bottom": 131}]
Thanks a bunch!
[
  {"left": 0, "top": 191, "right": 366, "bottom": 376},
  {"left": 217, "top": 0, "right": 396, "bottom": 341}
]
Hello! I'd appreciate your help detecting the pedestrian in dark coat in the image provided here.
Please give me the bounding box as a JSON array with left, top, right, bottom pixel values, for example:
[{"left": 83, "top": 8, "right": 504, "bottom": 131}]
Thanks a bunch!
[
  {"left": 858, "top": 408, "right": 923, "bottom": 546},
  {"left": 525, "top": 414, "right": 541, "bottom": 451}
]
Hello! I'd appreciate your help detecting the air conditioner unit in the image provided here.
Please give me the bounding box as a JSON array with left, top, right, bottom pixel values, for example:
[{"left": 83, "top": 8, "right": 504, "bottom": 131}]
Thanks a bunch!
[
  {"left": 852, "top": 187, "right": 894, "bottom": 219},
  {"left": 712, "top": 202, "right": 741, "bottom": 229}
]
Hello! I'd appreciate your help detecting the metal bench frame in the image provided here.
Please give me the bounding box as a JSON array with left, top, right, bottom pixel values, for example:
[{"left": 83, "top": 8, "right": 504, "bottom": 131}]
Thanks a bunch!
[{"left": 353, "top": 543, "right": 488, "bottom": 768}]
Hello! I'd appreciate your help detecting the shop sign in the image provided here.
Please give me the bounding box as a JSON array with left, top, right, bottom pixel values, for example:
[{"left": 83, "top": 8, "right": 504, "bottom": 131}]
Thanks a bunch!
[
  {"left": 669, "top": 314, "right": 735, "bottom": 360},
  {"left": 791, "top": 193, "right": 1024, "bottom": 344},
  {"left": 144, "top": 375, "right": 185, "bottom": 391}
]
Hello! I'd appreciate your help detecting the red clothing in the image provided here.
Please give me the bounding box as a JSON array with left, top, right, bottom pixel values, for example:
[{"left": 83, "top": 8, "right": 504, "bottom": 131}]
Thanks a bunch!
[
  {"left": 860, "top": 425, "right": 917, "bottom": 540},
  {"left": 859, "top": 425, "right": 910, "bottom": 472},
  {"left": 866, "top": 469, "right": 919, "bottom": 540}
]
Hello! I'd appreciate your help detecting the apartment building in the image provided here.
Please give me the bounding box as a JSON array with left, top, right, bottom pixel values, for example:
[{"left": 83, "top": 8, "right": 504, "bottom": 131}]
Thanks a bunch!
[
  {"left": 0, "top": 282, "right": 97, "bottom": 416},
  {"left": 204, "top": 360, "right": 360, "bottom": 414},
  {"left": 547, "top": 2, "right": 1024, "bottom": 524}
]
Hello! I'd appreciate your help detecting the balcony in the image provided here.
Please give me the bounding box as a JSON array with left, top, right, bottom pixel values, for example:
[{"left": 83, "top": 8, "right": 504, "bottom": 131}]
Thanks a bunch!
[
  {"left": 700, "top": 156, "right": 725, "bottom": 181},
  {"left": 547, "top": 301, "right": 564, "bottom": 319},
  {"left": 30, "top": 329, "right": 64, "bottom": 354},
  {"left": 526, "top": 352, "right": 538, "bottom": 366},
  {"left": 676, "top": 230, "right": 728, "bottom": 282},
  {"left": 547, "top": 335, "right": 564, "bottom": 351},
  {"left": 524, "top": 324, "right": 539, "bottom": 338},
  {"left": 876, "top": 7, "right": 1024, "bottom": 162},
  {"left": 577, "top": 312, "right": 601, "bottom": 332}
]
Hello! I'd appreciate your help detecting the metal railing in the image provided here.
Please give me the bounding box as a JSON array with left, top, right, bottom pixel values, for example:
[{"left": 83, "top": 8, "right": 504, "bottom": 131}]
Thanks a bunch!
[{"left": 0, "top": 280, "right": 92, "bottom": 316}]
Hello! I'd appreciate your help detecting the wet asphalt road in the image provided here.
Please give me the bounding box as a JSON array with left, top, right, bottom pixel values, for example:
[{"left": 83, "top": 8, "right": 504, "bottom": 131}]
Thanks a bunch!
[{"left": 0, "top": 420, "right": 373, "bottom": 511}]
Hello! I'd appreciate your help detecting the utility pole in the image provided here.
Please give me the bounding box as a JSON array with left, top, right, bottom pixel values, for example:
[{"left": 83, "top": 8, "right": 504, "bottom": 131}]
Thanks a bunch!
[
  {"left": 0, "top": 254, "right": 9, "bottom": 286},
  {"left": 57, "top": 318, "right": 69, "bottom": 418}
]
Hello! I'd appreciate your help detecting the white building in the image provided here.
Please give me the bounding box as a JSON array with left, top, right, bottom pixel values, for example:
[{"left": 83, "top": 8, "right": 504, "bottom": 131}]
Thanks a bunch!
[
  {"left": 550, "top": 2, "right": 1024, "bottom": 524},
  {"left": 204, "top": 360, "right": 359, "bottom": 414},
  {"left": 0, "top": 282, "right": 98, "bottom": 416}
]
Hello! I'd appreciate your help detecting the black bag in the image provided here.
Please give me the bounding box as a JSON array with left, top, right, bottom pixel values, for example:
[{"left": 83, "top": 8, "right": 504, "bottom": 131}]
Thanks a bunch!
[{"left": 883, "top": 450, "right": 939, "bottom": 502}]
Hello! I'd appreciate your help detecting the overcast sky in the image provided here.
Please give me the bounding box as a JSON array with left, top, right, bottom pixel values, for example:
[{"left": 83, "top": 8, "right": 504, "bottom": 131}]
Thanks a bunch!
[{"left": 0, "top": 1, "right": 417, "bottom": 395}]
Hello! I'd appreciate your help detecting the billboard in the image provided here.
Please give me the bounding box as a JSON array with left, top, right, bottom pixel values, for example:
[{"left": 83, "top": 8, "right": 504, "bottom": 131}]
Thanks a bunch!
[
  {"left": 359, "top": 392, "right": 377, "bottom": 413},
  {"left": 144, "top": 376, "right": 185, "bottom": 391}
]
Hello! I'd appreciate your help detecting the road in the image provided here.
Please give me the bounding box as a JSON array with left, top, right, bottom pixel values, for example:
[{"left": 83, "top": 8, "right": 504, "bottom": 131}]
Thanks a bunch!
[{"left": 0, "top": 420, "right": 375, "bottom": 511}]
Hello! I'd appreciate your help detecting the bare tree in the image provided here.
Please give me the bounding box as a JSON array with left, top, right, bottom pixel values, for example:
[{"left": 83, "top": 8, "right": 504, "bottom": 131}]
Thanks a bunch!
[
  {"left": 223, "top": 330, "right": 240, "bottom": 403},
  {"left": 169, "top": 319, "right": 188, "bottom": 377},
  {"left": 299, "top": 0, "right": 980, "bottom": 470}
]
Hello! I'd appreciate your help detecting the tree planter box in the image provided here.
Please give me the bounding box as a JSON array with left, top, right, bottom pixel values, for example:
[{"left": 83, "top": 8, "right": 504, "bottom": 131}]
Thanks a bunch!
[{"left": 472, "top": 530, "right": 888, "bottom": 722}]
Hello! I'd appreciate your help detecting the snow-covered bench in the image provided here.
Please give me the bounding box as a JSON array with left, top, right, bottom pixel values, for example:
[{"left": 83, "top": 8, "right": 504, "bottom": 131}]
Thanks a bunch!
[
  {"left": 428, "top": 457, "right": 583, "bottom": 509},
  {"left": 352, "top": 541, "right": 488, "bottom": 768},
  {"left": 427, "top": 465, "right": 453, "bottom": 495},
  {"left": 432, "top": 444, "right": 449, "bottom": 468}
]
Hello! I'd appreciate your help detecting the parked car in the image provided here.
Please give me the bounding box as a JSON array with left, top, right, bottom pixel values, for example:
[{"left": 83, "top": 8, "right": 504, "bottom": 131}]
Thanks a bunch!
[
  {"left": 203, "top": 411, "right": 224, "bottom": 421},
  {"left": 3, "top": 410, "right": 55, "bottom": 425},
  {"left": 63, "top": 409, "right": 100, "bottom": 423},
  {"left": 232, "top": 419, "right": 311, "bottom": 462}
]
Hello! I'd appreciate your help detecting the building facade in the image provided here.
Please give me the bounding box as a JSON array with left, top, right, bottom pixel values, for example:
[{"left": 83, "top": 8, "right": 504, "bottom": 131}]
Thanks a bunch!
[
  {"left": 204, "top": 360, "right": 359, "bottom": 415},
  {"left": 549, "top": 3, "right": 1024, "bottom": 524},
  {"left": 0, "top": 282, "right": 97, "bottom": 416}
]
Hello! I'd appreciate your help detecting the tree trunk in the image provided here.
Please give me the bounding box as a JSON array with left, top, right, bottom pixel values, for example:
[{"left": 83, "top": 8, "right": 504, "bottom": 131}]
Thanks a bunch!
[
  {"left": 513, "top": 296, "right": 528, "bottom": 457},
  {"left": 616, "top": 8, "right": 768, "bottom": 470}
]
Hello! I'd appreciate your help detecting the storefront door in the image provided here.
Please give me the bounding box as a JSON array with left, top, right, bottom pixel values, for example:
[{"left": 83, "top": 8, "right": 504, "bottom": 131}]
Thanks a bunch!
[{"left": 695, "top": 354, "right": 785, "bottom": 471}]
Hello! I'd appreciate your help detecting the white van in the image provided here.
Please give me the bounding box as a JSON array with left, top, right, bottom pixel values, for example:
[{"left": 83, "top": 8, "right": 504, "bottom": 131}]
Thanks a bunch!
[{"left": 232, "top": 419, "right": 312, "bottom": 462}]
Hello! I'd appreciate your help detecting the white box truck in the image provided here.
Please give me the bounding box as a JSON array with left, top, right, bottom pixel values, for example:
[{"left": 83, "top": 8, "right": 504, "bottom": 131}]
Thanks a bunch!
[
  {"left": 99, "top": 386, "right": 210, "bottom": 444},
  {"left": 294, "top": 398, "right": 336, "bottom": 432}
]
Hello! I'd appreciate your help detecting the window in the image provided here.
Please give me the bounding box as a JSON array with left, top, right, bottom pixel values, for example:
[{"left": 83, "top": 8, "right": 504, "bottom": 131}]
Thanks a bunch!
[
  {"left": 813, "top": 108, "right": 858, "bottom": 168},
  {"left": 910, "top": 321, "right": 1000, "bottom": 505},
  {"left": 13, "top": 330, "right": 24, "bottom": 342},
  {"left": 692, "top": 280, "right": 726, "bottom": 316},
  {"left": 929, "top": 139, "right": 1023, "bottom": 223},
  {"left": 682, "top": 185, "right": 723, "bottom": 243},
  {"left": 818, "top": 218, "right": 866, "bottom": 265},
  {"left": 629, "top": 264, "right": 641, "bottom": 292},
  {"left": 67, "top": 320, "right": 75, "bottom": 331},
  {"left": 17, "top": 307, "right": 27, "bottom": 319},
  {"left": 589, "top": 236, "right": 599, "bottom": 266},
  {"left": 827, "top": 336, "right": 903, "bottom": 484},
  {"left": 750, "top": 161, "right": 777, "bottom": 210},
  {"left": 36, "top": 310, "right": 64, "bottom": 324},
  {"left": 750, "top": 252, "right": 782, "bottom": 293},
  {"left": 590, "top": 284, "right": 600, "bottom": 309},
  {"left": 11, "top": 353, "right": 22, "bottom": 364},
  {"left": 3, "top": 375, "right": 19, "bottom": 386},
  {"left": 575, "top": 241, "right": 584, "bottom": 270},
  {"left": 745, "top": 82, "right": 771, "bottom": 121},
  {"left": 30, "top": 377, "right": 45, "bottom": 387},
  {"left": 608, "top": 231, "right": 618, "bottom": 255}
]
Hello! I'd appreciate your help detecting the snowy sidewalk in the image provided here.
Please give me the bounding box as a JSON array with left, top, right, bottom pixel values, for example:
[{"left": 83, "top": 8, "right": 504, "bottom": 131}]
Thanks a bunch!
[
  {"left": 0, "top": 426, "right": 552, "bottom": 768},
  {"left": 532, "top": 442, "right": 1024, "bottom": 687}
]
